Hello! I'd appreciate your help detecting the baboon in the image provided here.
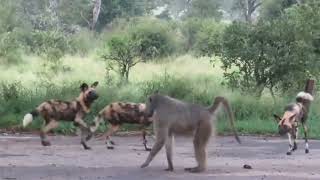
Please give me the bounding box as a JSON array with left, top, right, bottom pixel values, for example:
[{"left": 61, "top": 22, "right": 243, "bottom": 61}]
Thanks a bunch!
[
  {"left": 273, "top": 91, "right": 314, "bottom": 155},
  {"left": 90, "top": 102, "right": 153, "bottom": 150},
  {"left": 22, "top": 81, "right": 99, "bottom": 150},
  {"left": 140, "top": 93, "right": 241, "bottom": 173}
]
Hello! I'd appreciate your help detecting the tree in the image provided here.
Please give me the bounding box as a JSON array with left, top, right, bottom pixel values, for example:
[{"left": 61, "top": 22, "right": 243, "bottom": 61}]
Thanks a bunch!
[
  {"left": 90, "top": 0, "right": 101, "bottom": 30},
  {"left": 130, "top": 19, "right": 176, "bottom": 60},
  {"left": 96, "top": 0, "right": 149, "bottom": 30},
  {"left": 101, "top": 34, "right": 141, "bottom": 83},
  {"left": 194, "top": 20, "right": 225, "bottom": 57},
  {"left": 260, "top": 0, "right": 298, "bottom": 20},
  {"left": 186, "top": 0, "right": 222, "bottom": 20},
  {"left": 221, "top": 2, "right": 320, "bottom": 96},
  {"left": 232, "top": 0, "right": 262, "bottom": 23}
]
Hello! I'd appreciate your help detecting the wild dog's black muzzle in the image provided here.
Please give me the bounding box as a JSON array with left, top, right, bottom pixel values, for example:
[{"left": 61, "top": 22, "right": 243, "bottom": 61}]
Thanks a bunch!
[
  {"left": 278, "top": 125, "right": 290, "bottom": 135},
  {"left": 88, "top": 91, "right": 99, "bottom": 101}
]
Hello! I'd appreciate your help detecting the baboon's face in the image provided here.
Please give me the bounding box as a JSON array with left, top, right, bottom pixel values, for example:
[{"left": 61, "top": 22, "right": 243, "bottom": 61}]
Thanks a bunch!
[
  {"left": 80, "top": 81, "right": 99, "bottom": 103},
  {"left": 274, "top": 114, "right": 296, "bottom": 135},
  {"left": 145, "top": 95, "right": 156, "bottom": 117}
]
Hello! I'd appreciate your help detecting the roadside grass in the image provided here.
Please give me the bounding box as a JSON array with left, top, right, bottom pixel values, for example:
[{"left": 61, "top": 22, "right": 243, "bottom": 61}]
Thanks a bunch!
[{"left": 1, "top": 54, "right": 320, "bottom": 139}]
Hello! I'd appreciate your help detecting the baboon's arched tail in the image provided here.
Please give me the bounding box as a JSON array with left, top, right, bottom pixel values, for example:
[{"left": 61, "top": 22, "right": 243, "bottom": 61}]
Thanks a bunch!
[{"left": 209, "top": 96, "right": 241, "bottom": 144}]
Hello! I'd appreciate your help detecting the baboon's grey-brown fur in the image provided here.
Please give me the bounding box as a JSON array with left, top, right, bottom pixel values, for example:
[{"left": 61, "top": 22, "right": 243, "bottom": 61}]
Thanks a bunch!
[{"left": 140, "top": 93, "right": 241, "bottom": 173}]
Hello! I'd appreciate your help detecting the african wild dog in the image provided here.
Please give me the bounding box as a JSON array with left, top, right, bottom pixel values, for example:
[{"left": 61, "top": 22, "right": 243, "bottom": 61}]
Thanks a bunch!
[
  {"left": 90, "top": 102, "right": 153, "bottom": 151},
  {"left": 22, "top": 81, "right": 99, "bottom": 150},
  {"left": 273, "top": 91, "right": 314, "bottom": 155}
]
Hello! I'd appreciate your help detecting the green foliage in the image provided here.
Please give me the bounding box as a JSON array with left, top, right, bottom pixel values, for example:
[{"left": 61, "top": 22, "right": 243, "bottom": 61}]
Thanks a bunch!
[
  {"left": 260, "top": 0, "right": 298, "bottom": 20},
  {"left": 221, "top": 2, "right": 320, "bottom": 96},
  {"left": 140, "top": 72, "right": 193, "bottom": 98},
  {"left": 0, "top": 31, "right": 23, "bottom": 65},
  {"left": 130, "top": 19, "right": 176, "bottom": 60},
  {"left": 27, "top": 30, "right": 70, "bottom": 73},
  {"left": 69, "top": 28, "right": 98, "bottom": 56},
  {"left": 181, "top": 18, "right": 224, "bottom": 55},
  {"left": 180, "top": 18, "right": 204, "bottom": 51},
  {"left": 97, "top": 0, "right": 149, "bottom": 30},
  {"left": 0, "top": 0, "right": 26, "bottom": 65},
  {"left": 101, "top": 33, "right": 139, "bottom": 83},
  {"left": 194, "top": 20, "right": 225, "bottom": 57},
  {"left": 57, "top": 0, "right": 92, "bottom": 28},
  {"left": 186, "top": 0, "right": 222, "bottom": 20}
]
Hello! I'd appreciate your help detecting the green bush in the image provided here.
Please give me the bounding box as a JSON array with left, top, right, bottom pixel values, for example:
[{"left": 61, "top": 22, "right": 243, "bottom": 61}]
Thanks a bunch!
[
  {"left": 180, "top": 18, "right": 204, "bottom": 51},
  {"left": 69, "top": 28, "right": 98, "bottom": 56},
  {"left": 28, "top": 30, "right": 70, "bottom": 58},
  {"left": 221, "top": 2, "right": 320, "bottom": 96},
  {"left": 0, "top": 31, "right": 23, "bottom": 65},
  {"left": 194, "top": 20, "right": 225, "bottom": 57},
  {"left": 130, "top": 19, "right": 177, "bottom": 60}
]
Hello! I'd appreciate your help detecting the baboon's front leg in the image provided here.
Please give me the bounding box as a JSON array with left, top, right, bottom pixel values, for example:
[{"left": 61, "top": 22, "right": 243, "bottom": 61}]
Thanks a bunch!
[
  {"left": 141, "top": 128, "right": 167, "bottom": 168},
  {"left": 302, "top": 122, "right": 309, "bottom": 153},
  {"left": 40, "top": 120, "right": 59, "bottom": 146}
]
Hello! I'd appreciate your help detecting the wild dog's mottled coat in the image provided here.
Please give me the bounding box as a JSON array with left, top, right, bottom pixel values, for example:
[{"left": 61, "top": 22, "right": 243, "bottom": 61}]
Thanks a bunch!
[
  {"left": 274, "top": 91, "right": 314, "bottom": 155},
  {"left": 22, "top": 82, "right": 99, "bottom": 150},
  {"left": 91, "top": 102, "right": 153, "bottom": 150}
]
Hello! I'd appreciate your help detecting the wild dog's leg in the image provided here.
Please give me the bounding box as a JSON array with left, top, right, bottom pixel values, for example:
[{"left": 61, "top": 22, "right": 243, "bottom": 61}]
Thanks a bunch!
[
  {"left": 141, "top": 127, "right": 151, "bottom": 151},
  {"left": 141, "top": 127, "right": 167, "bottom": 168},
  {"left": 40, "top": 120, "right": 59, "bottom": 146},
  {"left": 293, "top": 127, "right": 298, "bottom": 151},
  {"left": 185, "top": 120, "right": 211, "bottom": 173},
  {"left": 90, "top": 115, "right": 104, "bottom": 133},
  {"left": 75, "top": 116, "right": 92, "bottom": 150},
  {"left": 302, "top": 122, "right": 309, "bottom": 153},
  {"left": 104, "top": 125, "right": 120, "bottom": 149},
  {"left": 165, "top": 134, "right": 174, "bottom": 171},
  {"left": 287, "top": 133, "right": 294, "bottom": 155}
]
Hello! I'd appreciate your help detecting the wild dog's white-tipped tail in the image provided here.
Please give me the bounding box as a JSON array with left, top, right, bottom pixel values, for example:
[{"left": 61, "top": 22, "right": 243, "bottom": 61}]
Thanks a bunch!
[
  {"left": 297, "top": 91, "right": 314, "bottom": 101},
  {"left": 23, "top": 113, "right": 33, "bottom": 127}
]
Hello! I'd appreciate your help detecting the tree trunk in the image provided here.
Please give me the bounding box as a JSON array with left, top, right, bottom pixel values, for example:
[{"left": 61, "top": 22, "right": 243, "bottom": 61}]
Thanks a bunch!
[{"left": 91, "top": 0, "right": 101, "bottom": 30}]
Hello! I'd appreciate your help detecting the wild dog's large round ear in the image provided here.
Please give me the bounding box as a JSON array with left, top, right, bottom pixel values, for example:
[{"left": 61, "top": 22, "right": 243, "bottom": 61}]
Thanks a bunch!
[
  {"left": 80, "top": 83, "right": 89, "bottom": 92},
  {"left": 91, "top": 81, "right": 99, "bottom": 88},
  {"left": 273, "top": 114, "right": 281, "bottom": 122},
  {"left": 289, "top": 114, "right": 297, "bottom": 122}
]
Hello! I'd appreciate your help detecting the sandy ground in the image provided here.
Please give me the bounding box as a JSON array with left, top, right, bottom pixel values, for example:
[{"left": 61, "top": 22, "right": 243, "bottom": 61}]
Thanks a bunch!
[{"left": 0, "top": 134, "right": 319, "bottom": 180}]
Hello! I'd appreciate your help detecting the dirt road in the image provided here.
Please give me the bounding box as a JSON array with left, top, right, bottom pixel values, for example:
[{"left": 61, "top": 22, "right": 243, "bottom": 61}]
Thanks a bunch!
[{"left": 0, "top": 134, "right": 319, "bottom": 180}]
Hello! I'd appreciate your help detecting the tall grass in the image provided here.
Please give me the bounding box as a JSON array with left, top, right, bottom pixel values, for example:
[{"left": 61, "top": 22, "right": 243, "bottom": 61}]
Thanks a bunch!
[{"left": 1, "top": 55, "right": 320, "bottom": 138}]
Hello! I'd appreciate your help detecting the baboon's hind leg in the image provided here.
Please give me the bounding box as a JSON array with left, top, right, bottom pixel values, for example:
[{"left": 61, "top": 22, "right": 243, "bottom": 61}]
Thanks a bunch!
[
  {"left": 185, "top": 121, "right": 211, "bottom": 173},
  {"left": 165, "top": 134, "right": 174, "bottom": 171},
  {"left": 40, "top": 120, "right": 59, "bottom": 146}
]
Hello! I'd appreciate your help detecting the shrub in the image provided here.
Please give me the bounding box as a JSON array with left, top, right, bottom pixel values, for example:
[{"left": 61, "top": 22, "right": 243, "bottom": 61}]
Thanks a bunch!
[
  {"left": 194, "top": 20, "right": 225, "bottom": 57},
  {"left": 69, "top": 28, "right": 98, "bottom": 56},
  {"left": 130, "top": 19, "right": 177, "bottom": 60},
  {"left": 101, "top": 33, "right": 140, "bottom": 83}
]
